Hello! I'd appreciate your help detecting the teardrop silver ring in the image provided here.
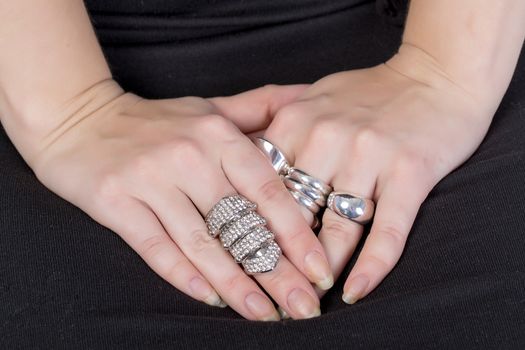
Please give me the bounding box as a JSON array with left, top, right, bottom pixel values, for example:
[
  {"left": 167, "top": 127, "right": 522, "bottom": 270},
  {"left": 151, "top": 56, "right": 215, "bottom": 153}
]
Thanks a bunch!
[{"left": 326, "top": 192, "right": 375, "bottom": 225}]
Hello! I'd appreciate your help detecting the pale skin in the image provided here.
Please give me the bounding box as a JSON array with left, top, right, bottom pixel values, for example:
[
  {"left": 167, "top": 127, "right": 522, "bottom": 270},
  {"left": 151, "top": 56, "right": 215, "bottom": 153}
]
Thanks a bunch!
[{"left": 1, "top": 1, "right": 524, "bottom": 321}]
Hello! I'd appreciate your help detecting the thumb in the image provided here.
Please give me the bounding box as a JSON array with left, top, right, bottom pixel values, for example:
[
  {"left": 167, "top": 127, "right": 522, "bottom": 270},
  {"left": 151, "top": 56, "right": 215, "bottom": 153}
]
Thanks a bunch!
[{"left": 207, "top": 84, "right": 309, "bottom": 134}]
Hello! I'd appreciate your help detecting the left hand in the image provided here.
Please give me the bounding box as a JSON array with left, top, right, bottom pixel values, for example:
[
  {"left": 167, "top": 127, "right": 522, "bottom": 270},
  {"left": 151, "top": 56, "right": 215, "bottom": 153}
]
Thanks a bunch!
[{"left": 220, "top": 50, "right": 495, "bottom": 304}]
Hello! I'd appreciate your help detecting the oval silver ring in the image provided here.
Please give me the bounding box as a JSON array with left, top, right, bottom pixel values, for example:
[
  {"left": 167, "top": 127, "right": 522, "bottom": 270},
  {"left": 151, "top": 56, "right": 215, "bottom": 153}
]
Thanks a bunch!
[
  {"left": 287, "top": 167, "right": 332, "bottom": 196},
  {"left": 287, "top": 188, "right": 321, "bottom": 214},
  {"left": 327, "top": 191, "right": 375, "bottom": 225},
  {"left": 283, "top": 176, "right": 327, "bottom": 207},
  {"left": 254, "top": 137, "right": 291, "bottom": 176}
]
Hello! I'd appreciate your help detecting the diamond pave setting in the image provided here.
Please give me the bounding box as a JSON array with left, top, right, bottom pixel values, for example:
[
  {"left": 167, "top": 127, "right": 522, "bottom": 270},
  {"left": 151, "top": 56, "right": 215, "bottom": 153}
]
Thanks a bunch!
[
  {"left": 229, "top": 226, "right": 274, "bottom": 263},
  {"left": 220, "top": 211, "right": 266, "bottom": 249},
  {"left": 205, "top": 195, "right": 256, "bottom": 238},
  {"left": 242, "top": 240, "right": 281, "bottom": 274},
  {"left": 205, "top": 194, "right": 281, "bottom": 274}
]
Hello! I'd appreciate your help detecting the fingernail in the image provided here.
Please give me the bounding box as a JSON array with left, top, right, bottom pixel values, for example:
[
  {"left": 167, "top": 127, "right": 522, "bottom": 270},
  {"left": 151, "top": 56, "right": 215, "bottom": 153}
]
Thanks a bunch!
[
  {"left": 342, "top": 274, "right": 369, "bottom": 304},
  {"left": 304, "top": 251, "right": 334, "bottom": 290},
  {"left": 287, "top": 288, "right": 321, "bottom": 319},
  {"left": 189, "top": 277, "right": 226, "bottom": 307},
  {"left": 245, "top": 292, "right": 280, "bottom": 321},
  {"left": 277, "top": 306, "right": 290, "bottom": 320}
]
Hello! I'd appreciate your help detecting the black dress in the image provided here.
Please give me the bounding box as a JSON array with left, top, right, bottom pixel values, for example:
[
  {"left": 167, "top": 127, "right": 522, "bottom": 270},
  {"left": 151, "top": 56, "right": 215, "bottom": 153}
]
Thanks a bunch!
[{"left": 1, "top": 1, "right": 524, "bottom": 348}]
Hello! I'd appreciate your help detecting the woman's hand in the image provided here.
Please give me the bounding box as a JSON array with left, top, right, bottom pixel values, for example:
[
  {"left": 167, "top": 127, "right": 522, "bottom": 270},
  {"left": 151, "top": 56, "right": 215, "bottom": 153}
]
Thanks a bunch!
[
  {"left": 260, "top": 47, "right": 495, "bottom": 303},
  {"left": 29, "top": 80, "right": 333, "bottom": 321}
]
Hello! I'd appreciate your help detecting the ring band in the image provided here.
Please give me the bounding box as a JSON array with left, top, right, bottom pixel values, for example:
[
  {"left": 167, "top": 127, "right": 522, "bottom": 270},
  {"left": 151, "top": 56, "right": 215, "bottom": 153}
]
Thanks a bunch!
[
  {"left": 287, "top": 167, "right": 332, "bottom": 196},
  {"left": 327, "top": 191, "right": 375, "bottom": 225},
  {"left": 283, "top": 177, "right": 327, "bottom": 207},
  {"left": 254, "top": 137, "right": 291, "bottom": 176},
  {"left": 287, "top": 188, "right": 321, "bottom": 214}
]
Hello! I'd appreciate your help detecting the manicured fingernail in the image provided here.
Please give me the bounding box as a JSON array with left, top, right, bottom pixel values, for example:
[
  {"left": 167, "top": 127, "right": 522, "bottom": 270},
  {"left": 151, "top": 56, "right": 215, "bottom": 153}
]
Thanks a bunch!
[
  {"left": 287, "top": 288, "right": 321, "bottom": 319},
  {"left": 304, "top": 251, "right": 334, "bottom": 290},
  {"left": 189, "top": 277, "right": 226, "bottom": 307},
  {"left": 245, "top": 292, "right": 280, "bottom": 321},
  {"left": 277, "top": 306, "right": 290, "bottom": 319},
  {"left": 342, "top": 274, "right": 369, "bottom": 304}
]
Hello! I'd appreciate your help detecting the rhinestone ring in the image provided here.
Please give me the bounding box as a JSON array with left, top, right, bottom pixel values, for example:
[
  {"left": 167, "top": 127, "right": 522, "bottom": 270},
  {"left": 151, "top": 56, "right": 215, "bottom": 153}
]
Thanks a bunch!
[{"left": 205, "top": 194, "right": 281, "bottom": 274}]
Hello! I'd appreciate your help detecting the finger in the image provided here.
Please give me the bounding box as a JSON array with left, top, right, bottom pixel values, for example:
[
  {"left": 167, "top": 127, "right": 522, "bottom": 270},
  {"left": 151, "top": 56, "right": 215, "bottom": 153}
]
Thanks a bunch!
[
  {"left": 208, "top": 84, "right": 309, "bottom": 133},
  {"left": 90, "top": 195, "right": 226, "bottom": 308},
  {"left": 221, "top": 137, "right": 334, "bottom": 292},
  {"left": 141, "top": 183, "right": 282, "bottom": 321},
  {"left": 175, "top": 163, "right": 321, "bottom": 320},
  {"left": 342, "top": 172, "right": 432, "bottom": 304},
  {"left": 288, "top": 140, "right": 375, "bottom": 290},
  {"left": 315, "top": 151, "right": 376, "bottom": 287}
]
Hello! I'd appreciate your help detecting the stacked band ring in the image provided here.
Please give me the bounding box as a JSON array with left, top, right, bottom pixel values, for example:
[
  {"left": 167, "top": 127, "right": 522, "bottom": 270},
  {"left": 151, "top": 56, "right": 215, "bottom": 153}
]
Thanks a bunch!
[
  {"left": 283, "top": 167, "right": 332, "bottom": 215},
  {"left": 205, "top": 194, "right": 281, "bottom": 274},
  {"left": 254, "top": 137, "right": 376, "bottom": 226},
  {"left": 255, "top": 137, "right": 332, "bottom": 218}
]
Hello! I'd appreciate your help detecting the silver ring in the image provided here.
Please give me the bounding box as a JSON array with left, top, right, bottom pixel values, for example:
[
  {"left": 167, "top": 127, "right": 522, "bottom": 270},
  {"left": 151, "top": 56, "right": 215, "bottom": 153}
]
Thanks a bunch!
[
  {"left": 283, "top": 177, "right": 327, "bottom": 207},
  {"left": 287, "top": 188, "right": 321, "bottom": 214},
  {"left": 327, "top": 191, "right": 375, "bottom": 225},
  {"left": 287, "top": 167, "right": 332, "bottom": 196},
  {"left": 205, "top": 194, "right": 281, "bottom": 273},
  {"left": 254, "top": 137, "right": 291, "bottom": 176}
]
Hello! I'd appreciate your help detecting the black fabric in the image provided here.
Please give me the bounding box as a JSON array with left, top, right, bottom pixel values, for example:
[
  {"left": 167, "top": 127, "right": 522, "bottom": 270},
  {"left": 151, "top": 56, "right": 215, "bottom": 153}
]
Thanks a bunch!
[{"left": 1, "top": 1, "right": 524, "bottom": 348}]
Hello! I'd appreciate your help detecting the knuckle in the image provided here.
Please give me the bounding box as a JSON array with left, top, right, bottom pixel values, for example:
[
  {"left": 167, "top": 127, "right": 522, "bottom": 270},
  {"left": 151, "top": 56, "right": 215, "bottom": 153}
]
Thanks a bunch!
[
  {"left": 187, "top": 228, "right": 217, "bottom": 254},
  {"left": 165, "top": 258, "right": 191, "bottom": 281},
  {"left": 389, "top": 151, "right": 437, "bottom": 195},
  {"left": 128, "top": 153, "right": 156, "bottom": 178},
  {"left": 94, "top": 171, "right": 123, "bottom": 199},
  {"left": 376, "top": 223, "right": 406, "bottom": 249},
  {"left": 284, "top": 225, "right": 311, "bottom": 246},
  {"left": 309, "top": 118, "right": 341, "bottom": 143},
  {"left": 274, "top": 104, "right": 304, "bottom": 125},
  {"left": 365, "top": 253, "right": 392, "bottom": 271},
  {"left": 390, "top": 151, "right": 430, "bottom": 183},
  {"left": 198, "top": 114, "right": 237, "bottom": 138},
  {"left": 323, "top": 220, "right": 357, "bottom": 245},
  {"left": 222, "top": 272, "right": 247, "bottom": 293},
  {"left": 167, "top": 137, "right": 206, "bottom": 169},
  {"left": 139, "top": 234, "right": 168, "bottom": 262},
  {"left": 311, "top": 93, "right": 333, "bottom": 106},
  {"left": 261, "top": 267, "right": 292, "bottom": 288},
  {"left": 257, "top": 178, "right": 288, "bottom": 205},
  {"left": 352, "top": 126, "right": 382, "bottom": 154}
]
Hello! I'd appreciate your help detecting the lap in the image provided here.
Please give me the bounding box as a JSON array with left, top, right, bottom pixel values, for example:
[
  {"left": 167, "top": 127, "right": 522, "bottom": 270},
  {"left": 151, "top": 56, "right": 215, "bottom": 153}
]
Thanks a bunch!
[{"left": 1, "top": 2, "right": 524, "bottom": 348}]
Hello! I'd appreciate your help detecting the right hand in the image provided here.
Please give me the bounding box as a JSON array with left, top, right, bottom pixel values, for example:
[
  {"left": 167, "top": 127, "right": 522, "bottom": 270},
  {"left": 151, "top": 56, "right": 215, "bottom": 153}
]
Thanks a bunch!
[{"left": 29, "top": 80, "right": 333, "bottom": 321}]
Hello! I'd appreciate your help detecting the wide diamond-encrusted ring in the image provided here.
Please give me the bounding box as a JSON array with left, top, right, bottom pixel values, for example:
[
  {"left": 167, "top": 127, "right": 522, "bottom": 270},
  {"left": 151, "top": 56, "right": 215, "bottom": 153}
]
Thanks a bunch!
[
  {"left": 326, "top": 191, "right": 375, "bottom": 225},
  {"left": 205, "top": 194, "right": 281, "bottom": 274}
]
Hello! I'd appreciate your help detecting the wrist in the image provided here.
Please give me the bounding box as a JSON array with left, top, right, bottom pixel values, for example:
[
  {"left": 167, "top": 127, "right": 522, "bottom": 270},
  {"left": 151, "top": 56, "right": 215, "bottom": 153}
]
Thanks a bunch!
[
  {"left": 385, "top": 43, "right": 502, "bottom": 116},
  {"left": 1, "top": 78, "right": 126, "bottom": 168}
]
